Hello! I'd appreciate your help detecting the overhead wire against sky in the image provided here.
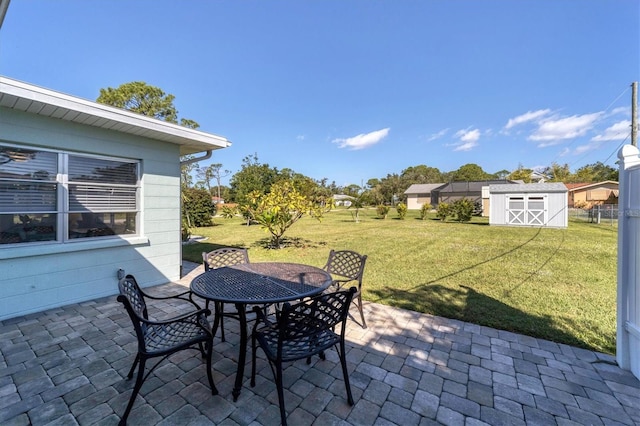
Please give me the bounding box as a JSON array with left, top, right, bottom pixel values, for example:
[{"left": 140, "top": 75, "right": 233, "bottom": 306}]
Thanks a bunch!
[{"left": 545, "top": 84, "right": 632, "bottom": 172}]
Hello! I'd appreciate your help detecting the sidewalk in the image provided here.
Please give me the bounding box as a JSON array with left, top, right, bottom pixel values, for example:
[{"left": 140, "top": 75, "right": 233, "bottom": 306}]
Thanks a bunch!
[{"left": 0, "top": 263, "right": 638, "bottom": 425}]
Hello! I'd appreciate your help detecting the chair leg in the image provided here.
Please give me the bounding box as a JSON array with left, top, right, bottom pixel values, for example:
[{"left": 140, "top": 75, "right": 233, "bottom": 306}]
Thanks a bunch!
[
  {"left": 120, "top": 357, "right": 146, "bottom": 425},
  {"left": 126, "top": 354, "right": 140, "bottom": 379},
  {"left": 338, "top": 341, "right": 354, "bottom": 405},
  {"left": 356, "top": 295, "right": 367, "bottom": 329},
  {"left": 275, "top": 361, "right": 287, "bottom": 426}
]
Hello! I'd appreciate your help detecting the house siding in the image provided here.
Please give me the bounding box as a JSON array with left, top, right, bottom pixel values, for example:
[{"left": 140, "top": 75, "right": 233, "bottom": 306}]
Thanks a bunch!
[{"left": 0, "top": 107, "right": 183, "bottom": 320}]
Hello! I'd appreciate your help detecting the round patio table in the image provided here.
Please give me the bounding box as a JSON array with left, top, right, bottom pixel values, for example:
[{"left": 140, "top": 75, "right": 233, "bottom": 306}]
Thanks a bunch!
[{"left": 190, "top": 262, "right": 332, "bottom": 400}]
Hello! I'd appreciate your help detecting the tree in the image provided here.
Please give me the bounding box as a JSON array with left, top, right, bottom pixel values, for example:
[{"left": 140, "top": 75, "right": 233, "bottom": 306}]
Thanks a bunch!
[
  {"left": 247, "top": 180, "right": 323, "bottom": 248},
  {"left": 228, "top": 154, "right": 279, "bottom": 203},
  {"left": 543, "top": 162, "right": 572, "bottom": 182},
  {"left": 574, "top": 162, "right": 618, "bottom": 182},
  {"left": 508, "top": 164, "right": 533, "bottom": 183},
  {"left": 197, "top": 163, "right": 230, "bottom": 200},
  {"left": 450, "top": 163, "right": 492, "bottom": 181},
  {"left": 97, "top": 81, "right": 199, "bottom": 128},
  {"left": 494, "top": 169, "right": 511, "bottom": 180}
]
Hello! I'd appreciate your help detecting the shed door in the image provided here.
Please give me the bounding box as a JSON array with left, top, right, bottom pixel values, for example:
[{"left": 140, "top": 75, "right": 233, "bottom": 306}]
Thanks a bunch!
[{"left": 507, "top": 195, "right": 547, "bottom": 226}]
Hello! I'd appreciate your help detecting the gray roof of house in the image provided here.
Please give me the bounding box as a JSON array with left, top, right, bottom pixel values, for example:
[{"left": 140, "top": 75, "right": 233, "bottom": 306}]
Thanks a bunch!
[
  {"left": 436, "top": 180, "right": 515, "bottom": 193},
  {"left": 404, "top": 183, "right": 445, "bottom": 194},
  {"left": 489, "top": 182, "right": 568, "bottom": 193}
]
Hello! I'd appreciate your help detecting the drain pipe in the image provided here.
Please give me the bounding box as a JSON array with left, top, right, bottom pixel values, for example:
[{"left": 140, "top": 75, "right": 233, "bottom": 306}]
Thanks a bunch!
[
  {"left": 180, "top": 150, "right": 212, "bottom": 166},
  {"left": 179, "top": 150, "right": 212, "bottom": 277}
]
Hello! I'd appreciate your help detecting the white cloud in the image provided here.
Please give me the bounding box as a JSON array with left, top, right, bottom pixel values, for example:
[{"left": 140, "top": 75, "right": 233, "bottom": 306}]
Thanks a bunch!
[
  {"left": 505, "top": 109, "right": 552, "bottom": 129},
  {"left": 296, "top": 135, "right": 305, "bottom": 141},
  {"left": 452, "top": 128, "right": 480, "bottom": 151},
  {"left": 591, "top": 120, "right": 631, "bottom": 141},
  {"left": 427, "top": 128, "right": 449, "bottom": 141},
  {"left": 529, "top": 112, "right": 603, "bottom": 146},
  {"left": 332, "top": 128, "right": 390, "bottom": 150}
]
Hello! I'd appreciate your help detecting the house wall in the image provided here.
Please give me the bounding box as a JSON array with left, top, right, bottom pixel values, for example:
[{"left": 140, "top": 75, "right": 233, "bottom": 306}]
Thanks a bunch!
[
  {"left": 0, "top": 108, "right": 183, "bottom": 320},
  {"left": 406, "top": 194, "right": 432, "bottom": 210},
  {"left": 570, "top": 182, "right": 619, "bottom": 208},
  {"left": 490, "top": 190, "right": 567, "bottom": 228}
]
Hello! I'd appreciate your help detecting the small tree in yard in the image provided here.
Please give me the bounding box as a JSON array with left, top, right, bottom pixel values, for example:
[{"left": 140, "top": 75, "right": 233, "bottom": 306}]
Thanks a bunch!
[
  {"left": 396, "top": 202, "right": 407, "bottom": 219},
  {"left": 247, "top": 180, "right": 323, "bottom": 248},
  {"left": 376, "top": 205, "right": 390, "bottom": 219},
  {"left": 436, "top": 202, "right": 451, "bottom": 221},
  {"left": 452, "top": 198, "right": 474, "bottom": 222},
  {"left": 420, "top": 203, "right": 432, "bottom": 220}
]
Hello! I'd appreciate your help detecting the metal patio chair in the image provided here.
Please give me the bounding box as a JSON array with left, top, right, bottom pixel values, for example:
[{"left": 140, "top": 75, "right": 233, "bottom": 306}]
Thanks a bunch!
[
  {"left": 202, "top": 247, "right": 250, "bottom": 341},
  {"left": 323, "top": 249, "right": 368, "bottom": 328},
  {"left": 250, "top": 287, "right": 357, "bottom": 426},
  {"left": 116, "top": 274, "right": 217, "bottom": 425}
]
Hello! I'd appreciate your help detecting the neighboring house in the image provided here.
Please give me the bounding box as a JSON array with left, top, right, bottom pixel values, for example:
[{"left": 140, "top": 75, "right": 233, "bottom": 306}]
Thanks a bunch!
[
  {"left": 333, "top": 194, "right": 355, "bottom": 207},
  {"left": 211, "top": 196, "right": 225, "bottom": 204},
  {"left": 489, "top": 182, "right": 568, "bottom": 228},
  {"left": 530, "top": 170, "right": 548, "bottom": 183},
  {"left": 0, "top": 76, "right": 230, "bottom": 320},
  {"left": 434, "top": 180, "right": 517, "bottom": 214},
  {"left": 403, "top": 183, "right": 444, "bottom": 210},
  {"left": 566, "top": 181, "right": 619, "bottom": 208}
]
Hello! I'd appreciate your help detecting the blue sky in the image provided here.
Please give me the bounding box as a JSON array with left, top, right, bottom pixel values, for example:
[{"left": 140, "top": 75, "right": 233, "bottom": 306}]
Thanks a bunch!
[{"left": 1, "top": 1, "right": 638, "bottom": 187}]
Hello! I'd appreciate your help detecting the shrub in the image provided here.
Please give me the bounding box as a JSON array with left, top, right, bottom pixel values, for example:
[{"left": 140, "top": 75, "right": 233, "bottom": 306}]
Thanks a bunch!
[
  {"left": 376, "top": 205, "right": 390, "bottom": 219},
  {"left": 436, "top": 202, "right": 450, "bottom": 221},
  {"left": 220, "top": 205, "right": 238, "bottom": 219},
  {"left": 452, "top": 198, "right": 474, "bottom": 222},
  {"left": 183, "top": 187, "right": 216, "bottom": 227},
  {"left": 420, "top": 203, "right": 432, "bottom": 220},
  {"left": 396, "top": 202, "right": 407, "bottom": 220}
]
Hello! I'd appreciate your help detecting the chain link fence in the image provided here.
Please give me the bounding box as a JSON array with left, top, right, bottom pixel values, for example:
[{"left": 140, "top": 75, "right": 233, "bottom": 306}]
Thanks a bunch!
[{"left": 569, "top": 204, "right": 619, "bottom": 225}]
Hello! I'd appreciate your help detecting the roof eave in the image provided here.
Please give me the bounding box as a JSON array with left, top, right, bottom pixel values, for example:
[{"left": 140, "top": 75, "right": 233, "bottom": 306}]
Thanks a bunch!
[{"left": 0, "top": 76, "right": 231, "bottom": 155}]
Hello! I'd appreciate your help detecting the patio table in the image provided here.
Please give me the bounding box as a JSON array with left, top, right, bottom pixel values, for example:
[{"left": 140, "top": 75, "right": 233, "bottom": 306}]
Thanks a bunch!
[{"left": 190, "top": 262, "right": 332, "bottom": 400}]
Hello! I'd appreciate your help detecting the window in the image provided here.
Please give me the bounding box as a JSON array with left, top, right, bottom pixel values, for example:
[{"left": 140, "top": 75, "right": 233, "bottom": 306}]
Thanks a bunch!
[{"left": 0, "top": 144, "right": 139, "bottom": 245}]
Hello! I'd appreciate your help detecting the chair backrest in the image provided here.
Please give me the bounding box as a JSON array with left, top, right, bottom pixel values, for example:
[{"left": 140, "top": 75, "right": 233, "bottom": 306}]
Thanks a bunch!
[
  {"left": 279, "top": 287, "right": 357, "bottom": 341},
  {"left": 117, "top": 274, "right": 148, "bottom": 320},
  {"left": 202, "top": 247, "right": 249, "bottom": 271},
  {"left": 324, "top": 250, "right": 367, "bottom": 285}
]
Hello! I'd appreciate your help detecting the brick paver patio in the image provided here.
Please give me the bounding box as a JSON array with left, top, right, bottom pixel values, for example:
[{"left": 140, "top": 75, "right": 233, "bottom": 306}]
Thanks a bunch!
[{"left": 1, "top": 263, "right": 638, "bottom": 425}]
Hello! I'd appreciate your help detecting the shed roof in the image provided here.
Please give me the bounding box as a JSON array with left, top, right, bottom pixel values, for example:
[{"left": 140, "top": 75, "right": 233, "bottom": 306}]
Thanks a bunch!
[
  {"left": 489, "top": 182, "right": 568, "bottom": 193},
  {"left": 0, "top": 76, "right": 231, "bottom": 156},
  {"left": 404, "top": 183, "right": 445, "bottom": 194}
]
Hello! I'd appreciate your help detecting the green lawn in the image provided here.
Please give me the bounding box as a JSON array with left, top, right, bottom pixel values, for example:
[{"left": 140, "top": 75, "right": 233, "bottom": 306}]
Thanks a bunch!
[{"left": 183, "top": 208, "right": 618, "bottom": 354}]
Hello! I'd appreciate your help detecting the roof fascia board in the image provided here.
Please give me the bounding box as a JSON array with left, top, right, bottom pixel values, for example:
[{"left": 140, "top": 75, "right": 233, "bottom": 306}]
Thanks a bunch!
[{"left": 0, "top": 76, "right": 231, "bottom": 149}]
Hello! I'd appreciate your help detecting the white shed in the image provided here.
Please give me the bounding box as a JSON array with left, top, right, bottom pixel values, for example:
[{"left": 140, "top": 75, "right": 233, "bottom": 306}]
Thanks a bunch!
[
  {"left": 489, "top": 183, "right": 568, "bottom": 228},
  {"left": 0, "top": 76, "right": 230, "bottom": 320}
]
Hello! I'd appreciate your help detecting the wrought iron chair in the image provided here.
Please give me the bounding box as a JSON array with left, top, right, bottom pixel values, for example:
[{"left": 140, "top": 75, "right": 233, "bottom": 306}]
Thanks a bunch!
[
  {"left": 323, "top": 249, "right": 368, "bottom": 328},
  {"left": 250, "top": 287, "right": 357, "bottom": 426},
  {"left": 116, "top": 274, "right": 217, "bottom": 425},
  {"left": 202, "top": 247, "right": 250, "bottom": 341}
]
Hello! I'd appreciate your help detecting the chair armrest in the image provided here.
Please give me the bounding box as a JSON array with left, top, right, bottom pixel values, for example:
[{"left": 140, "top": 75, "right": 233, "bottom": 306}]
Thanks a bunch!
[
  {"left": 252, "top": 305, "right": 277, "bottom": 328},
  {"left": 138, "top": 308, "right": 211, "bottom": 326},
  {"left": 140, "top": 288, "right": 203, "bottom": 310}
]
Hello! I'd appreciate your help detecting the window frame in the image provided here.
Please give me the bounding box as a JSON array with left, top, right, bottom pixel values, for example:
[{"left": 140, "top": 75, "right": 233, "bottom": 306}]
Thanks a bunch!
[{"left": 0, "top": 143, "right": 141, "bottom": 246}]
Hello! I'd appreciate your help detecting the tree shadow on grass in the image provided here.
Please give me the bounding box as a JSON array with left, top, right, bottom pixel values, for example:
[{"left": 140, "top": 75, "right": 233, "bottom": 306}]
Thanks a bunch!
[
  {"left": 368, "top": 283, "right": 613, "bottom": 353},
  {"left": 252, "top": 237, "right": 328, "bottom": 250}
]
